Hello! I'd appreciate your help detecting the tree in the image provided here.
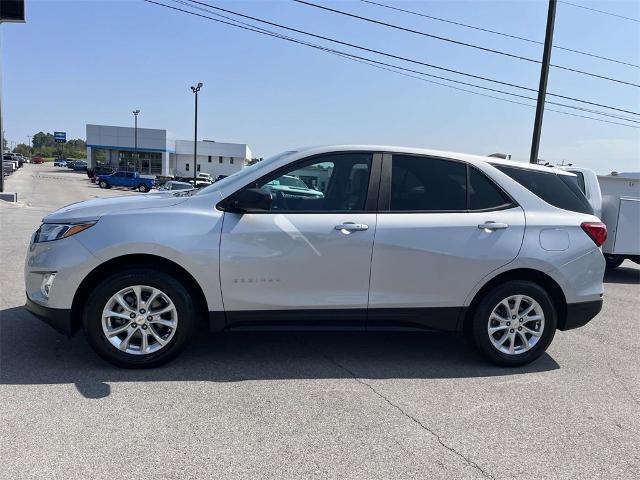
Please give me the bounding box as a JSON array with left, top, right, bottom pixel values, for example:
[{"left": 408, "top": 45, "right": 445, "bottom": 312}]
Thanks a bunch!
[
  {"left": 13, "top": 144, "right": 31, "bottom": 156},
  {"left": 247, "top": 157, "right": 263, "bottom": 166},
  {"left": 32, "top": 132, "right": 55, "bottom": 150}
]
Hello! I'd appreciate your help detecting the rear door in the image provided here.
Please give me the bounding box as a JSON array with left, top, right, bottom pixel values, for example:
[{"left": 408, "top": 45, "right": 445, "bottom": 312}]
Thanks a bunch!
[
  {"left": 219, "top": 152, "right": 381, "bottom": 328},
  {"left": 368, "top": 154, "right": 526, "bottom": 331}
]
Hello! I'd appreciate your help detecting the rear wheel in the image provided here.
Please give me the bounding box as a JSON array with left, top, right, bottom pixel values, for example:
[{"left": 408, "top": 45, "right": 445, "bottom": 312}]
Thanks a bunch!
[
  {"left": 83, "top": 269, "right": 196, "bottom": 368},
  {"left": 470, "top": 281, "right": 557, "bottom": 367},
  {"left": 604, "top": 254, "right": 624, "bottom": 270}
]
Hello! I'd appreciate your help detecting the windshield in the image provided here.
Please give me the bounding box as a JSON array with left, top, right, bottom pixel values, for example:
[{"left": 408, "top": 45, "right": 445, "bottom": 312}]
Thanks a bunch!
[{"left": 195, "top": 150, "right": 298, "bottom": 195}]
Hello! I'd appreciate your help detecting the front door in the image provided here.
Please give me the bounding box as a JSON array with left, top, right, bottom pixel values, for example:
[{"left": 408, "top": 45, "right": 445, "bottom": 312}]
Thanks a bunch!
[
  {"left": 368, "top": 153, "right": 526, "bottom": 330},
  {"left": 219, "top": 152, "right": 381, "bottom": 328}
]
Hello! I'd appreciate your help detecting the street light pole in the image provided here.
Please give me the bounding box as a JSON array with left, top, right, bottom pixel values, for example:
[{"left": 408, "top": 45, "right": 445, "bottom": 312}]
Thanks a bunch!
[
  {"left": 132, "top": 109, "right": 140, "bottom": 172},
  {"left": 190, "top": 82, "right": 203, "bottom": 185},
  {"left": 529, "top": 0, "right": 557, "bottom": 164}
]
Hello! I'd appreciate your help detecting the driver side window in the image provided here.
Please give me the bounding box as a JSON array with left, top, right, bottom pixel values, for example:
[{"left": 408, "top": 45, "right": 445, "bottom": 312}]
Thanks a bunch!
[{"left": 241, "top": 153, "right": 373, "bottom": 212}]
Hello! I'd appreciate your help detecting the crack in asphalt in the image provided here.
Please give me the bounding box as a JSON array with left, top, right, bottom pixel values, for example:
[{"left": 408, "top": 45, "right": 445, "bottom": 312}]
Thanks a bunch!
[
  {"left": 605, "top": 358, "right": 640, "bottom": 408},
  {"left": 295, "top": 335, "right": 495, "bottom": 480}
]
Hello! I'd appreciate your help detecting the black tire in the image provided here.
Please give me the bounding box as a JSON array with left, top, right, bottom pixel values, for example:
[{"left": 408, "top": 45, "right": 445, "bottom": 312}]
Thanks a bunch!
[
  {"left": 604, "top": 254, "right": 624, "bottom": 270},
  {"left": 99, "top": 180, "right": 109, "bottom": 189},
  {"left": 470, "top": 280, "right": 557, "bottom": 367},
  {"left": 138, "top": 184, "right": 149, "bottom": 193},
  {"left": 82, "top": 269, "right": 197, "bottom": 368}
]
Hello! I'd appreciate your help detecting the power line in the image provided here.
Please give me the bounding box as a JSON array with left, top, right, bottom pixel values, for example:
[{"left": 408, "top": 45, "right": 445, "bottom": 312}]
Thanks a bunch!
[
  {"left": 293, "top": 0, "right": 640, "bottom": 88},
  {"left": 184, "top": 0, "right": 640, "bottom": 116},
  {"left": 559, "top": 1, "right": 640, "bottom": 23},
  {"left": 358, "top": 0, "right": 639, "bottom": 68},
  {"left": 174, "top": 0, "right": 639, "bottom": 127},
  {"left": 182, "top": 0, "right": 637, "bottom": 124},
  {"left": 143, "top": 0, "right": 639, "bottom": 129}
]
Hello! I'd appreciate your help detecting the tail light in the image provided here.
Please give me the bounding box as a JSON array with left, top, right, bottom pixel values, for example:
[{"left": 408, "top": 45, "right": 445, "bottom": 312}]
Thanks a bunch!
[{"left": 581, "top": 222, "right": 607, "bottom": 247}]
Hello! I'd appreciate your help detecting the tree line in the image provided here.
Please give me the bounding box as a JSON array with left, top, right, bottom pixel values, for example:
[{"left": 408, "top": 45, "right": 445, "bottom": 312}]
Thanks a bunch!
[{"left": 13, "top": 132, "right": 87, "bottom": 159}]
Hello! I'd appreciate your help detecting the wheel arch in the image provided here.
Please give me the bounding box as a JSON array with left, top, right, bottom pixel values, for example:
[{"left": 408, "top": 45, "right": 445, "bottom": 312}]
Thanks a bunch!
[
  {"left": 70, "top": 254, "right": 209, "bottom": 334},
  {"left": 461, "top": 268, "right": 567, "bottom": 335}
]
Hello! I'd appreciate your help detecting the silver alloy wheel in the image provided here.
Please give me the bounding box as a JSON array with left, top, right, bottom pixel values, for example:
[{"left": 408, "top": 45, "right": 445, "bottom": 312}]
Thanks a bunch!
[
  {"left": 487, "top": 295, "right": 545, "bottom": 355},
  {"left": 101, "top": 285, "right": 178, "bottom": 355}
]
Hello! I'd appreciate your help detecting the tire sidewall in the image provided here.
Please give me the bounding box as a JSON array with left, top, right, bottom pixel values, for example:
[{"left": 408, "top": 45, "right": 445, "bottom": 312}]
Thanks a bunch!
[
  {"left": 604, "top": 254, "right": 624, "bottom": 270},
  {"left": 99, "top": 181, "right": 107, "bottom": 188},
  {"left": 138, "top": 184, "right": 148, "bottom": 193},
  {"left": 471, "top": 281, "right": 557, "bottom": 367},
  {"left": 83, "top": 269, "right": 196, "bottom": 368}
]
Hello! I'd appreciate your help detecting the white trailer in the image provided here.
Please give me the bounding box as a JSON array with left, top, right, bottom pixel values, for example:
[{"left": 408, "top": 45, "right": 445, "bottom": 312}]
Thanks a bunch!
[{"left": 598, "top": 175, "right": 640, "bottom": 269}]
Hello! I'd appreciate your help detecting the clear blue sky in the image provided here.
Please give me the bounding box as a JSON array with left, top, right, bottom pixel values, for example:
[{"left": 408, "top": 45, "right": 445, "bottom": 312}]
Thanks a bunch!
[{"left": 2, "top": 0, "right": 639, "bottom": 173}]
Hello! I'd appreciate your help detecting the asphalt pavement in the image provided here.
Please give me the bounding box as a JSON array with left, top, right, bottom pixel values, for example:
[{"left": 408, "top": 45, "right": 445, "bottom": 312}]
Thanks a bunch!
[{"left": 1, "top": 164, "right": 639, "bottom": 480}]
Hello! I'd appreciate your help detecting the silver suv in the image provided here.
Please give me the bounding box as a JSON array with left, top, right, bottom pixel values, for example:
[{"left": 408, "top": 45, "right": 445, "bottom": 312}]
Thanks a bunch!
[{"left": 24, "top": 146, "right": 606, "bottom": 368}]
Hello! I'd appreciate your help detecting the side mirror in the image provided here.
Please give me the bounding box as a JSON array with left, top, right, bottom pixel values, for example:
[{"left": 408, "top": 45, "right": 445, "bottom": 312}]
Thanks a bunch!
[{"left": 226, "top": 188, "right": 272, "bottom": 213}]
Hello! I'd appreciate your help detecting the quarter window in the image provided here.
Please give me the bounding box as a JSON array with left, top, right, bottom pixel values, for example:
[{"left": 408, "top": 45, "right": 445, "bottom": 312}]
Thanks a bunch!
[
  {"left": 494, "top": 165, "right": 592, "bottom": 215},
  {"left": 390, "top": 155, "right": 466, "bottom": 211}
]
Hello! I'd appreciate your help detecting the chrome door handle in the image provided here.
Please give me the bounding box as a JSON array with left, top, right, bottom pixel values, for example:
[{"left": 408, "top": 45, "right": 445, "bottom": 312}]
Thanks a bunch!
[
  {"left": 335, "top": 222, "right": 369, "bottom": 233},
  {"left": 478, "top": 222, "right": 509, "bottom": 231}
]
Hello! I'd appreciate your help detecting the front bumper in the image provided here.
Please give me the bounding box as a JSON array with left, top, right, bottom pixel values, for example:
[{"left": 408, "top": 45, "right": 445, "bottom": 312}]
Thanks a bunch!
[
  {"left": 25, "top": 296, "right": 73, "bottom": 336},
  {"left": 558, "top": 299, "right": 603, "bottom": 330}
]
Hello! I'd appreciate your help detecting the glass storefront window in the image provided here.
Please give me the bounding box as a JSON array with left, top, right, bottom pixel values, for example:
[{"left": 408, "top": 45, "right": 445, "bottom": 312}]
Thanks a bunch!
[{"left": 118, "top": 151, "right": 162, "bottom": 174}]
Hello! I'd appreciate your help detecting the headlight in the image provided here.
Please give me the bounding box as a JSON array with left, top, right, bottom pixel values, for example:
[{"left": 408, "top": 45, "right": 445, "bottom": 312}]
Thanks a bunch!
[{"left": 34, "top": 222, "right": 96, "bottom": 243}]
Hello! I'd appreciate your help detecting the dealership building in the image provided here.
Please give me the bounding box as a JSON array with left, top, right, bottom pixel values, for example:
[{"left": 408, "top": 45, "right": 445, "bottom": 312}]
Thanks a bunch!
[{"left": 86, "top": 124, "right": 251, "bottom": 177}]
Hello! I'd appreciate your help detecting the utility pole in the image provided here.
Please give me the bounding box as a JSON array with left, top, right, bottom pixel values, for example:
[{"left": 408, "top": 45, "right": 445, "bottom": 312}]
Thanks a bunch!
[
  {"left": 190, "top": 82, "right": 203, "bottom": 185},
  {"left": 530, "top": 0, "right": 557, "bottom": 164},
  {"left": 132, "top": 110, "right": 140, "bottom": 172}
]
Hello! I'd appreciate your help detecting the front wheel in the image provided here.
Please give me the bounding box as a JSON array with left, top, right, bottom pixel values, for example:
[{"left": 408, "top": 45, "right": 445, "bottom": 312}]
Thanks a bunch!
[
  {"left": 99, "top": 181, "right": 109, "bottom": 189},
  {"left": 83, "top": 269, "right": 196, "bottom": 368},
  {"left": 470, "top": 281, "right": 557, "bottom": 367},
  {"left": 138, "top": 184, "right": 149, "bottom": 193}
]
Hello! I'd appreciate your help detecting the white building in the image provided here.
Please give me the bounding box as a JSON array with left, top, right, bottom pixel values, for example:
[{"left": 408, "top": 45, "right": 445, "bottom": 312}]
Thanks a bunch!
[
  {"left": 86, "top": 124, "right": 251, "bottom": 177},
  {"left": 87, "top": 124, "right": 173, "bottom": 176},
  {"left": 172, "top": 140, "right": 251, "bottom": 178}
]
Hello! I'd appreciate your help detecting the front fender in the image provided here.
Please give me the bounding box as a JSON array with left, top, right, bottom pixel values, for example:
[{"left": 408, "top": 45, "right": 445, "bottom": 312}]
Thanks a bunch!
[{"left": 75, "top": 207, "right": 225, "bottom": 311}]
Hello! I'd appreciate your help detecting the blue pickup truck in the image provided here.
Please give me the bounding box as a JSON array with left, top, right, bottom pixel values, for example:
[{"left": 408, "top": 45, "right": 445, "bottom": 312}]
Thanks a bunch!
[{"left": 96, "top": 171, "right": 155, "bottom": 192}]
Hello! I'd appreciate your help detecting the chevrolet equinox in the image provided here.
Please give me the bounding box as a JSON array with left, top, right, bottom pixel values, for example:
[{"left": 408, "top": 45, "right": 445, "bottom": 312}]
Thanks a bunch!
[{"left": 25, "top": 146, "right": 607, "bottom": 368}]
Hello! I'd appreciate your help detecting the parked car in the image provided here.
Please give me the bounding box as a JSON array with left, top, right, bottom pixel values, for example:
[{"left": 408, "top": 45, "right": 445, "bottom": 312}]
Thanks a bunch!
[
  {"left": 24, "top": 146, "right": 606, "bottom": 368},
  {"left": 54, "top": 159, "right": 68, "bottom": 167},
  {"left": 66, "top": 161, "right": 77, "bottom": 169},
  {"left": 88, "top": 165, "right": 116, "bottom": 179},
  {"left": 96, "top": 170, "right": 155, "bottom": 192},
  {"left": 31, "top": 156, "right": 45, "bottom": 164},
  {"left": 72, "top": 161, "right": 88, "bottom": 171},
  {"left": 264, "top": 174, "right": 324, "bottom": 199},
  {"left": 158, "top": 180, "right": 195, "bottom": 192},
  {"left": 197, "top": 172, "right": 213, "bottom": 182}
]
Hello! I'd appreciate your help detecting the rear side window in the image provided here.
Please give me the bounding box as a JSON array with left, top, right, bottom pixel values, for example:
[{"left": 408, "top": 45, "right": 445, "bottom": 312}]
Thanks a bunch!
[
  {"left": 494, "top": 165, "right": 593, "bottom": 215},
  {"left": 390, "top": 155, "right": 466, "bottom": 211},
  {"left": 468, "top": 167, "right": 513, "bottom": 211}
]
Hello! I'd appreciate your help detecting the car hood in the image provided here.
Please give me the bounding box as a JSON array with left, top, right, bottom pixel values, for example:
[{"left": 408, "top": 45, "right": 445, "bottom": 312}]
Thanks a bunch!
[{"left": 43, "top": 193, "right": 190, "bottom": 224}]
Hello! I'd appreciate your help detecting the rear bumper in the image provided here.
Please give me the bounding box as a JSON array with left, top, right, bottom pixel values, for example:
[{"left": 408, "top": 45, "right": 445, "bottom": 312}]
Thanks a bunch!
[
  {"left": 25, "top": 297, "right": 73, "bottom": 336},
  {"left": 558, "top": 299, "right": 603, "bottom": 331}
]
